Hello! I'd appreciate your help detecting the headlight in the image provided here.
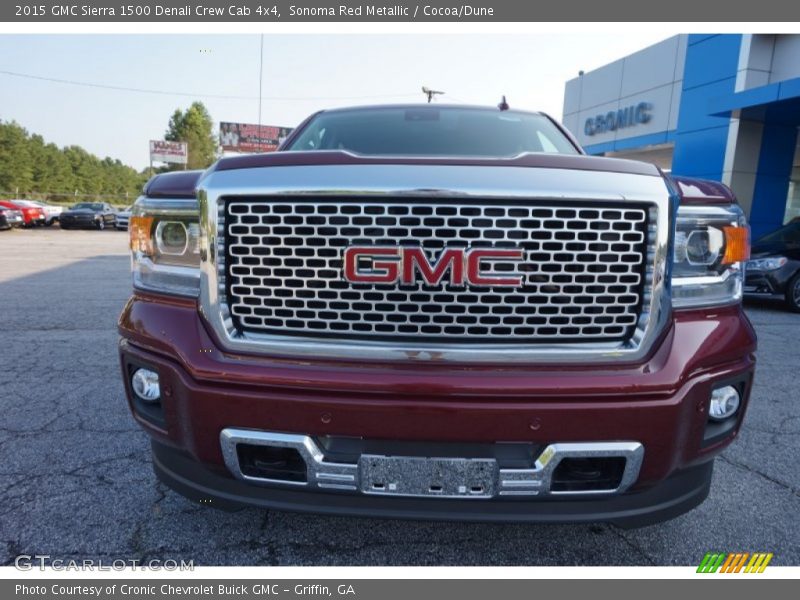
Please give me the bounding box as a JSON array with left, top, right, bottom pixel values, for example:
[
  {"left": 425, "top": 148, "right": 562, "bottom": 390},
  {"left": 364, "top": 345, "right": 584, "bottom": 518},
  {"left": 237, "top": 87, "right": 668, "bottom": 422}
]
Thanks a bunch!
[
  {"left": 672, "top": 204, "right": 750, "bottom": 308},
  {"left": 746, "top": 256, "right": 788, "bottom": 271},
  {"left": 129, "top": 198, "right": 200, "bottom": 297}
]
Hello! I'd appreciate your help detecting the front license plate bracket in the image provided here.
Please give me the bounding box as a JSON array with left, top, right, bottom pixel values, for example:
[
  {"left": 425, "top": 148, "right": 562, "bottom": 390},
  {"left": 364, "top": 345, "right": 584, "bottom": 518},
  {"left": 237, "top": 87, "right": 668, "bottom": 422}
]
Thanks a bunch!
[{"left": 358, "top": 455, "right": 497, "bottom": 498}]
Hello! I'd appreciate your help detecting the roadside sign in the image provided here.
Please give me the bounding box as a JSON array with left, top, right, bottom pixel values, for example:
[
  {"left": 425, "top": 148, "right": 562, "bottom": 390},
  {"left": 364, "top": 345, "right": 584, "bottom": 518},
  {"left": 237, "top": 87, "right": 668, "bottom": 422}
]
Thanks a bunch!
[
  {"left": 220, "top": 122, "right": 293, "bottom": 153},
  {"left": 149, "top": 140, "right": 188, "bottom": 164}
]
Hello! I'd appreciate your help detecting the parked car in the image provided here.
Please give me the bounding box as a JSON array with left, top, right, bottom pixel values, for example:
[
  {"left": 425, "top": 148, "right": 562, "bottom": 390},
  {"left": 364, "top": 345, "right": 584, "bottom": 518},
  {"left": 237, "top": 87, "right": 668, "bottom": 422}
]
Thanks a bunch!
[
  {"left": 120, "top": 105, "right": 756, "bottom": 527},
  {"left": 59, "top": 202, "right": 117, "bottom": 230},
  {"left": 745, "top": 221, "right": 800, "bottom": 311},
  {"left": 115, "top": 205, "right": 132, "bottom": 230},
  {"left": 0, "top": 200, "right": 45, "bottom": 227},
  {"left": 26, "top": 200, "right": 64, "bottom": 226},
  {"left": 0, "top": 205, "right": 24, "bottom": 229}
]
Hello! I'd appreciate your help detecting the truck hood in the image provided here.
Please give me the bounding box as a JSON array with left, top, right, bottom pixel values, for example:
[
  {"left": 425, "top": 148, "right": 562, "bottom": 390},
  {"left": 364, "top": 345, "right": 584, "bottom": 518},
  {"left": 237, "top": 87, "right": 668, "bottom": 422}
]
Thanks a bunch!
[
  {"left": 144, "top": 152, "right": 666, "bottom": 201},
  {"left": 210, "top": 150, "right": 661, "bottom": 177},
  {"left": 144, "top": 170, "right": 206, "bottom": 199},
  {"left": 667, "top": 175, "right": 737, "bottom": 205},
  {"left": 191, "top": 157, "right": 674, "bottom": 211}
]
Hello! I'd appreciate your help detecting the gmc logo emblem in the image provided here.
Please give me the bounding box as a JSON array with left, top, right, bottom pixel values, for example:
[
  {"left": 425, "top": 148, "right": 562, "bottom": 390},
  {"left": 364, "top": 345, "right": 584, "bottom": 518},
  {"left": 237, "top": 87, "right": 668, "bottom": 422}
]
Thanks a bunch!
[{"left": 343, "top": 246, "right": 525, "bottom": 287}]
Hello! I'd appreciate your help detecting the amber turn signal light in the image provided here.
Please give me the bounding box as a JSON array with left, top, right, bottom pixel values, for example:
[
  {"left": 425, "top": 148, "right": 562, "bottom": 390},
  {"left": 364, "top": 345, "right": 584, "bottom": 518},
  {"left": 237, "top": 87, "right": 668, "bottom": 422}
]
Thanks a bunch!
[
  {"left": 129, "top": 215, "right": 154, "bottom": 255},
  {"left": 722, "top": 226, "right": 750, "bottom": 264}
]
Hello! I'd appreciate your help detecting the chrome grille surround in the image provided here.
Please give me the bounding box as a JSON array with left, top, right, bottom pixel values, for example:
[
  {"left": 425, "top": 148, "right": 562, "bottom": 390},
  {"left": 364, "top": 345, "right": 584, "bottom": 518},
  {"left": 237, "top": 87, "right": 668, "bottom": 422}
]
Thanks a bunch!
[
  {"left": 223, "top": 199, "right": 651, "bottom": 343},
  {"left": 198, "top": 163, "right": 673, "bottom": 363}
]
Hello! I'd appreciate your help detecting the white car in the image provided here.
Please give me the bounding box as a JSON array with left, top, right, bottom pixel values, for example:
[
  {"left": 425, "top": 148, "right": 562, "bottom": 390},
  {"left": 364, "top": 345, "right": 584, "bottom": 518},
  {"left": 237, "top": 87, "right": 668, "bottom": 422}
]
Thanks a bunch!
[
  {"left": 116, "top": 206, "right": 132, "bottom": 230},
  {"left": 26, "top": 200, "right": 64, "bottom": 226}
]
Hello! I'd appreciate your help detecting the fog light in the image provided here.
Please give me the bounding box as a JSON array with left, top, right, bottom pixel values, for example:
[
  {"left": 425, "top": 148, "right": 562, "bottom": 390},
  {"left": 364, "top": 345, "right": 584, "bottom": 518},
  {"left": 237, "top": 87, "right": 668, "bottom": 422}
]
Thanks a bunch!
[
  {"left": 709, "top": 385, "right": 740, "bottom": 421},
  {"left": 131, "top": 368, "right": 160, "bottom": 403}
]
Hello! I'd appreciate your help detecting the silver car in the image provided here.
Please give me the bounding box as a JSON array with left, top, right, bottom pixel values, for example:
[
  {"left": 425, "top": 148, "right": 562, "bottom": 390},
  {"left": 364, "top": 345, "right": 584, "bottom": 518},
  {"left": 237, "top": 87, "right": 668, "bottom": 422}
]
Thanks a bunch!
[{"left": 116, "top": 206, "right": 132, "bottom": 230}]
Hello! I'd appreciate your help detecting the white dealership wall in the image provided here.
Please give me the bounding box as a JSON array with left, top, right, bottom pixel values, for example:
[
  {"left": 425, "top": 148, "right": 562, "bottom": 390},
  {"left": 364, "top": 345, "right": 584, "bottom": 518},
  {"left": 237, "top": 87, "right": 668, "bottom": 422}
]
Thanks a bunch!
[{"left": 562, "top": 35, "right": 687, "bottom": 159}]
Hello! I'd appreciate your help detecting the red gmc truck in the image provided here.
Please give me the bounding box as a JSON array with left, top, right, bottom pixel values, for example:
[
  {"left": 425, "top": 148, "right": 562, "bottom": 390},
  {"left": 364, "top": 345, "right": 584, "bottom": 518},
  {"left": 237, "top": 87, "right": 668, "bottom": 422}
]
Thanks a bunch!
[{"left": 119, "top": 104, "right": 756, "bottom": 527}]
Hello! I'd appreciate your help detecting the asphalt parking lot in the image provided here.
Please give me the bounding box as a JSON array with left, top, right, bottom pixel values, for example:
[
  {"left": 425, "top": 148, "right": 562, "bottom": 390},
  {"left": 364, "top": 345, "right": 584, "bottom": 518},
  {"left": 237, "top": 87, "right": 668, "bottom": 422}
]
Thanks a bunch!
[{"left": 1, "top": 227, "right": 798, "bottom": 566}]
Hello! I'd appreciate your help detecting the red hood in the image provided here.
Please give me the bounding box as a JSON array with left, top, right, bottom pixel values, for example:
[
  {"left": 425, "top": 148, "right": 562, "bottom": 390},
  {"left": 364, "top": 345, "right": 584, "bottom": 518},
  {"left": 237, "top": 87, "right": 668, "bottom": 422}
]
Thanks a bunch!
[
  {"left": 142, "top": 152, "right": 666, "bottom": 200},
  {"left": 210, "top": 150, "right": 661, "bottom": 177},
  {"left": 667, "top": 175, "right": 737, "bottom": 205},
  {"left": 143, "top": 170, "right": 205, "bottom": 199}
]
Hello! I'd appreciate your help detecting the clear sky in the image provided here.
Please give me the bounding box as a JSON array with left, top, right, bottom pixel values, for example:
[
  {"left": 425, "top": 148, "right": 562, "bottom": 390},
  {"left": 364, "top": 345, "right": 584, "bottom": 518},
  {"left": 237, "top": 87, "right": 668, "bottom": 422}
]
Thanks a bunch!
[{"left": 0, "top": 33, "right": 674, "bottom": 170}]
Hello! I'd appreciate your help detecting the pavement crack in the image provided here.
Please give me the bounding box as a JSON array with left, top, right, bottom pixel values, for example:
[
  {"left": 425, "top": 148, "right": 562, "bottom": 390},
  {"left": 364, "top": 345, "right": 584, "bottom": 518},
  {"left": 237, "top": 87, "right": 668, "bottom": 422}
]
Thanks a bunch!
[
  {"left": 719, "top": 454, "right": 800, "bottom": 497},
  {"left": 606, "top": 526, "right": 656, "bottom": 566}
]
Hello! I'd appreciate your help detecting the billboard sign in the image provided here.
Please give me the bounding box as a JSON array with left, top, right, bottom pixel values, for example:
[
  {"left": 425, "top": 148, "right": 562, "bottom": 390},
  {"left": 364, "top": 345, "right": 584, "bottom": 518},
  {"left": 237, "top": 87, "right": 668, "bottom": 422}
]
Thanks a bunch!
[
  {"left": 219, "top": 122, "right": 293, "bottom": 153},
  {"left": 149, "top": 140, "right": 188, "bottom": 164}
]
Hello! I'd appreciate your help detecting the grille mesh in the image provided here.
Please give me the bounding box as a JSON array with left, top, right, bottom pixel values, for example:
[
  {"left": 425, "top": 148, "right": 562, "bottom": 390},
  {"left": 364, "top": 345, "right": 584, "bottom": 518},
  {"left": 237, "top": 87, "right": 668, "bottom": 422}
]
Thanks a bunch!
[{"left": 222, "top": 198, "right": 650, "bottom": 343}]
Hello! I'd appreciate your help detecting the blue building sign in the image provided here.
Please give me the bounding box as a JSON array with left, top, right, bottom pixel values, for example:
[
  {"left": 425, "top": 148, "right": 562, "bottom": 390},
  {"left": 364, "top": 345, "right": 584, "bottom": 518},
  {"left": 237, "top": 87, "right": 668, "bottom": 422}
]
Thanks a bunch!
[{"left": 563, "top": 34, "right": 800, "bottom": 238}]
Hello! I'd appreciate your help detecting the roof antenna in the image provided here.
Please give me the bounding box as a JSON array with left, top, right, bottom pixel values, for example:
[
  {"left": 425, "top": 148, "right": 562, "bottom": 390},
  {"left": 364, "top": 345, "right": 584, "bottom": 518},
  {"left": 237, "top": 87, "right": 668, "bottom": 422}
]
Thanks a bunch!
[
  {"left": 422, "top": 86, "right": 445, "bottom": 103},
  {"left": 498, "top": 95, "right": 509, "bottom": 111}
]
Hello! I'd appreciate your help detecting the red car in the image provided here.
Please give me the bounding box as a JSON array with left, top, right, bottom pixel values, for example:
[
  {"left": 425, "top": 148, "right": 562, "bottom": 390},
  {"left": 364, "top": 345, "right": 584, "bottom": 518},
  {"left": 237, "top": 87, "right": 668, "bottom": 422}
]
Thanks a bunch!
[
  {"left": 0, "top": 200, "right": 45, "bottom": 227},
  {"left": 119, "top": 105, "right": 756, "bottom": 527}
]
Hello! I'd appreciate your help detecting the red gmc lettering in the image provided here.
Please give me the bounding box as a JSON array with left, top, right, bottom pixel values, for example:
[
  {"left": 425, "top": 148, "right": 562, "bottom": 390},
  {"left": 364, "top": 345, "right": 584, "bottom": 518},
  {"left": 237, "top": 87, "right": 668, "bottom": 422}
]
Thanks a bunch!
[
  {"left": 401, "top": 247, "right": 465, "bottom": 286},
  {"left": 343, "top": 247, "right": 399, "bottom": 283},
  {"left": 343, "top": 247, "right": 523, "bottom": 287},
  {"left": 466, "top": 249, "right": 525, "bottom": 286}
]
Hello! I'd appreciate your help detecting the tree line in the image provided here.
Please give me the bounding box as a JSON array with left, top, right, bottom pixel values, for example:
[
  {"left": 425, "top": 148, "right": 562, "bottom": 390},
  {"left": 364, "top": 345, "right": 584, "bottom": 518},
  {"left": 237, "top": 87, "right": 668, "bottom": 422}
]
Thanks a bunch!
[
  {"left": 0, "top": 101, "right": 219, "bottom": 205},
  {"left": 0, "top": 120, "right": 148, "bottom": 204}
]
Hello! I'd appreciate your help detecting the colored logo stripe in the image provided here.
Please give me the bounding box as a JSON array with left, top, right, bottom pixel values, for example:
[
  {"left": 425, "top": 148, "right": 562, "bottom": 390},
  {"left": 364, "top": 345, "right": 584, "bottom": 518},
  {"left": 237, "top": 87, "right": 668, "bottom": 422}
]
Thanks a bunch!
[
  {"left": 697, "top": 553, "right": 726, "bottom": 573},
  {"left": 745, "top": 553, "right": 773, "bottom": 573},
  {"left": 697, "top": 552, "right": 773, "bottom": 573}
]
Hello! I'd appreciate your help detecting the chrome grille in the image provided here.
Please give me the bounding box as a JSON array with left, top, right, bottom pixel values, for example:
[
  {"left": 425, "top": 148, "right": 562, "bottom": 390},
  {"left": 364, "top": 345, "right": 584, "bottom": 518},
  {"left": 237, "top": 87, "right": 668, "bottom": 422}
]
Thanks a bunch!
[{"left": 222, "top": 198, "right": 651, "bottom": 343}]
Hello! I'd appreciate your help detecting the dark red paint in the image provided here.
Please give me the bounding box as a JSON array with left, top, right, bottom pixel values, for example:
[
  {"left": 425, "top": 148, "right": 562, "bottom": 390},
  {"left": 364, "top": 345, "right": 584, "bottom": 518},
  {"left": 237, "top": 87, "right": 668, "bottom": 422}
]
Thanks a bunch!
[
  {"left": 143, "top": 170, "right": 204, "bottom": 199},
  {"left": 118, "top": 293, "right": 756, "bottom": 490},
  {"left": 209, "top": 149, "right": 661, "bottom": 177},
  {"left": 669, "top": 174, "right": 738, "bottom": 205}
]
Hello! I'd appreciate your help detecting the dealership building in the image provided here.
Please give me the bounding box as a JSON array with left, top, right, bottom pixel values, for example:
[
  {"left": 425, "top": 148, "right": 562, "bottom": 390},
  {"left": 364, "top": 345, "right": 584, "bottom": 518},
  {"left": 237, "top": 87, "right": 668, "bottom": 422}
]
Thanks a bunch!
[{"left": 563, "top": 34, "right": 800, "bottom": 238}]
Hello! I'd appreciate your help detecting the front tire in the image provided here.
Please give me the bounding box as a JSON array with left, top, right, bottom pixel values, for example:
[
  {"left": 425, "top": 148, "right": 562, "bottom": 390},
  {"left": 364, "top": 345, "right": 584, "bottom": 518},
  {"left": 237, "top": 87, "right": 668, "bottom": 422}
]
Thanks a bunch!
[
  {"left": 96, "top": 218, "right": 105, "bottom": 231},
  {"left": 786, "top": 272, "right": 800, "bottom": 313}
]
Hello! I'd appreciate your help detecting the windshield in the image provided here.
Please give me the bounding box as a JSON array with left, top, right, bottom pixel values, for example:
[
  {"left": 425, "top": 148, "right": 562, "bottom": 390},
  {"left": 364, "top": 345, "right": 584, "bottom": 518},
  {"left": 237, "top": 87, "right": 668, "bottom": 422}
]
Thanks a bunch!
[
  {"left": 756, "top": 222, "right": 800, "bottom": 245},
  {"left": 13, "top": 200, "right": 37, "bottom": 207},
  {"left": 72, "top": 203, "right": 103, "bottom": 210},
  {"left": 285, "top": 107, "right": 579, "bottom": 157}
]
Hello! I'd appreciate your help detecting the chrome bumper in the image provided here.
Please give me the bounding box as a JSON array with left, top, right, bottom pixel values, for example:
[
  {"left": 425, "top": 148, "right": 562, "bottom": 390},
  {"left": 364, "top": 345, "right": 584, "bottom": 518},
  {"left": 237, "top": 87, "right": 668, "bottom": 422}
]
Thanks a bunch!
[{"left": 220, "top": 428, "right": 644, "bottom": 499}]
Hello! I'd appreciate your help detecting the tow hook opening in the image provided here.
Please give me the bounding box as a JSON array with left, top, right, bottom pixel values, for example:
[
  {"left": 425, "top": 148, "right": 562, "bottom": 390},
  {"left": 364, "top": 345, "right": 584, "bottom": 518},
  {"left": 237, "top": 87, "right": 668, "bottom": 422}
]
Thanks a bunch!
[
  {"left": 551, "top": 457, "right": 627, "bottom": 492},
  {"left": 236, "top": 444, "right": 307, "bottom": 483}
]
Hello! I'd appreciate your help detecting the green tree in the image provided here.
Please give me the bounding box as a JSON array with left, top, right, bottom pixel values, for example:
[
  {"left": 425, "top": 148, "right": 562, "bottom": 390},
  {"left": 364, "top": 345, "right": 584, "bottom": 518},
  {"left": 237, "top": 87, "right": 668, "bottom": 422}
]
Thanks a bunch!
[
  {"left": 38, "top": 143, "right": 73, "bottom": 192},
  {"left": 164, "top": 101, "right": 218, "bottom": 170},
  {"left": 0, "top": 120, "right": 147, "bottom": 203},
  {"left": 0, "top": 120, "right": 35, "bottom": 193}
]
